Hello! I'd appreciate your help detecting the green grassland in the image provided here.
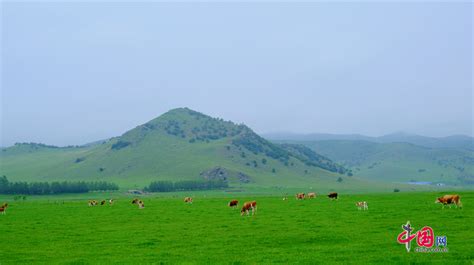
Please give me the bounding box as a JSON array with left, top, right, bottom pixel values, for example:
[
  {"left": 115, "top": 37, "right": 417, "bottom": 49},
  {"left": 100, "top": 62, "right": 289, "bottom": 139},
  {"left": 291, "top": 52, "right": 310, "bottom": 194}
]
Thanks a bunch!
[
  {"left": 1, "top": 191, "right": 473, "bottom": 264},
  {"left": 274, "top": 140, "right": 474, "bottom": 186}
]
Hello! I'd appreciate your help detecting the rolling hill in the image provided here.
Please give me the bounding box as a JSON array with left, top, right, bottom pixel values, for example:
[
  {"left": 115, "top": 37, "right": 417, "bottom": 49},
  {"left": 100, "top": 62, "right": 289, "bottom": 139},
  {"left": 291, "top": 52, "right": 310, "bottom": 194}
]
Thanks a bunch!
[
  {"left": 271, "top": 139, "right": 474, "bottom": 186},
  {"left": 1, "top": 108, "right": 373, "bottom": 190}
]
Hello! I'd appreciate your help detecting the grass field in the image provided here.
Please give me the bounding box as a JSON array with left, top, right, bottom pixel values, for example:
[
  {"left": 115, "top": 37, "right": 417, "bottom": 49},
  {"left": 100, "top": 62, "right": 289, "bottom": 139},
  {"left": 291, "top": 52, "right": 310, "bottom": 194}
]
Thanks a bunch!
[{"left": 1, "top": 191, "right": 473, "bottom": 264}]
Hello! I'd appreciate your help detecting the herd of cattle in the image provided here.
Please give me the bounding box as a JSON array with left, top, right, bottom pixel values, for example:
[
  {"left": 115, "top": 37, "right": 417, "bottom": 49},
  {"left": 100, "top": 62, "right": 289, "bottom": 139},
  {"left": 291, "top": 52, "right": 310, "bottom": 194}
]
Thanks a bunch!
[
  {"left": 98, "top": 192, "right": 463, "bottom": 216},
  {"left": 88, "top": 199, "right": 114, "bottom": 206},
  {"left": 0, "top": 193, "right": 463, "bottom": 216},
  {"left": 292, "top": 192, "right": 369, "bottom": 210},
  {"left": 295, "top": 192, "right": 338, "bottom": 200}
]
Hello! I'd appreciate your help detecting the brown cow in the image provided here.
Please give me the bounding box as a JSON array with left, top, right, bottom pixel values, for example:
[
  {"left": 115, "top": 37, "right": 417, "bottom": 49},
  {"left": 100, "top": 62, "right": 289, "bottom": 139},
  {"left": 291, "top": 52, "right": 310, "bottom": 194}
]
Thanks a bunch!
[
  {"left": 328, "top": 192, "right": 338, "bottom": 200},
  {"left": 88, "top": 200, "right": 98, "bottom": 206},
  {"left": 295, "top": 193, "right": 305, "bottom": 200},
  {"left": 435, "top": 194, "right": 462, "bottom": 209},
  {"left": 307, "top": 192, "right": 316, "bottom": 199},
  {"left": 241, "top": 201, "right": 257, "bottom": 216},
  {"left": 228, "top": 200, "right": 238, "bottom": 208},
  {"left": 356, "top": 201, "right": 368, "bottom": 210},
  {"left": 184, "top": 197, "right": 193, "bottom": 204},
  {"left": 100, "top": 200, "right": 106, "bottom": 205},
  {"left": 0, "top": 203, "right": 8, "bottom": 215}
]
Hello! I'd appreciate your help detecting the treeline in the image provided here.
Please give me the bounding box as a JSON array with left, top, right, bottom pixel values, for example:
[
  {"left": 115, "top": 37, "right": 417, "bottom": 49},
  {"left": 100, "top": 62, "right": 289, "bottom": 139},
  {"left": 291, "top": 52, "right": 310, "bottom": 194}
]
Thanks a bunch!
[
  {"left": 0, "top": 176, "right": 119, "bottom": 195},
  {"left": 144, "top": 180, "right": 228, "bottom": 192},
  {"left": 14, "top": 142, "right": 81, "bottom": 149}
]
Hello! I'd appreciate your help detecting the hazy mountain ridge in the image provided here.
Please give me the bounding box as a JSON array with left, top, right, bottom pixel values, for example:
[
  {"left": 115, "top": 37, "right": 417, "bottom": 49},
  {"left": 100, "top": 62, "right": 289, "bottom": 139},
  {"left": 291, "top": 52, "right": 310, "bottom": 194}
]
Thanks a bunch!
[
  {"left": 273, "top": 139, "right": 474, "bottom": 186},
  {"left": 264, "top": 132, "right": 474, "bottom": 150}
]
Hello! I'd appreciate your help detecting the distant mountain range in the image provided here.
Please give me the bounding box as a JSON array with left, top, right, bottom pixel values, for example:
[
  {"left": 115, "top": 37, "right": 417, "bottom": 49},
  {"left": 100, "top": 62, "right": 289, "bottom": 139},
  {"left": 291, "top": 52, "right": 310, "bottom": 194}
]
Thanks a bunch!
[
  {"left": 263, "top": 132, "right": 474, "bottom": 150},
  {"left": 269, "top": 133, "right": 474, "bottom": 186}
]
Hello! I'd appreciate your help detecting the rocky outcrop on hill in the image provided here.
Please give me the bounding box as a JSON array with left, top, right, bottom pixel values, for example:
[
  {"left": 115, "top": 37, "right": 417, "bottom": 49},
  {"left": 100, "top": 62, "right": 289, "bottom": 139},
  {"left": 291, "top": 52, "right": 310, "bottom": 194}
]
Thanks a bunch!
[{"left": 200, "top": 167, "right": 251, "bottom": 183}]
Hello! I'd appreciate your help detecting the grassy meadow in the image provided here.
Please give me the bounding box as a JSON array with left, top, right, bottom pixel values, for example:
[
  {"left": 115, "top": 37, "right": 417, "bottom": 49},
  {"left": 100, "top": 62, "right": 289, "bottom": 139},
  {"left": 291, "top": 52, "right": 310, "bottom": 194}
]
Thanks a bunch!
[{"left": 1, "top": 191, "right": 473, "bottom": 264}]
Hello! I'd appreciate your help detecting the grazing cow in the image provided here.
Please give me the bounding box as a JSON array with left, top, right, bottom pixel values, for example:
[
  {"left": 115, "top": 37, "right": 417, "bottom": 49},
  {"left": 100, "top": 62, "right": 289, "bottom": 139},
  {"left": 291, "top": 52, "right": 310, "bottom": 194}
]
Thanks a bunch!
[
  {"left": 109, "top": 199, "right": 114, "bottom": 205},
  {"left": 356, "top": 201, "right": 368, "bottom": 210},
  {"left": 228, "top": 200, "right": 239, "bottom": 208},
  {"left": 328, "top": 192, "right": 338, "bottom": 200},
  {"left": 241, "top": 201, "right": 257, "bottom": 216},
  {"left": 435, "top": 194, "right": 462, "bottom": 209},
  {"left": 184, "top": 197, "right": 193, "bottom": 204},
  {"left": 132, "top": 198, "right": 140, "bottom": 205},
  {"left": 88, "top": 200, "right": 98, "bottom": 206},
  {"left": 307, "top": 192, "right": 316, "bottom": 199},
  {"left": 100, "top": 200, "right": 106, "bottom": 205},
  {"left": 0, "top": 203, "right": 8, "bottom": 215},
  {"left": 138, "top": 200, "right": 145, "bottom": 209},
  {"left": 295, "top": 193, "right": 305, "bottom": 200}
]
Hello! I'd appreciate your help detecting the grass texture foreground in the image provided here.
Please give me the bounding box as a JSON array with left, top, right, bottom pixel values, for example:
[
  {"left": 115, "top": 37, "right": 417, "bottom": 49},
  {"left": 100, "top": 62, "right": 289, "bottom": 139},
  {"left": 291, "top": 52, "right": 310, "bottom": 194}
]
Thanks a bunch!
[{"left": 0, "top": 192, "right": 473, "bottom": 264}]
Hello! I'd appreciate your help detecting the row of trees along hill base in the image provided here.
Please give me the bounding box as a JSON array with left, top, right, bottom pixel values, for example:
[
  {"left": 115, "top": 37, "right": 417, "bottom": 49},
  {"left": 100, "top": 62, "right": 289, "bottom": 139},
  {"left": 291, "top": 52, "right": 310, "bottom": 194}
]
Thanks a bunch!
[
  {"left": 0, "top": 176, "right": 118, "bottom": 195},
  {"left": 144, "top": 180, "right": 228, "bottom": 192}
]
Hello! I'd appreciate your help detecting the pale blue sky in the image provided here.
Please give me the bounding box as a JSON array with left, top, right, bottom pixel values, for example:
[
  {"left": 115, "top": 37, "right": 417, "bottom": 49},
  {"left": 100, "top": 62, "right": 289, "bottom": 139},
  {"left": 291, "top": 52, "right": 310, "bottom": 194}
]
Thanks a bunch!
[{"left": 1, "top": 2, "right": 472, "bottom": 146}]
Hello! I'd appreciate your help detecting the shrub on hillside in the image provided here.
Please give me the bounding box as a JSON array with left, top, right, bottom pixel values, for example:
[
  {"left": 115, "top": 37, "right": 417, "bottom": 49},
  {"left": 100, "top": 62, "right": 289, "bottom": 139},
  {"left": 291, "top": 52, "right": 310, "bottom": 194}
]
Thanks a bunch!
[{"left": 111, "top": 141, "right": 131, "bottom": 150}]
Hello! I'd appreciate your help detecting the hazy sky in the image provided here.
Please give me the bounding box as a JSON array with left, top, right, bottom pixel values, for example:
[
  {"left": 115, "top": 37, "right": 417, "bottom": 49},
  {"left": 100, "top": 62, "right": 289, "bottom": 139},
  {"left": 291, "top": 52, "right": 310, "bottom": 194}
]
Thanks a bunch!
[{"left": 1, "top": 2, "right": 472, "bottom": 146}]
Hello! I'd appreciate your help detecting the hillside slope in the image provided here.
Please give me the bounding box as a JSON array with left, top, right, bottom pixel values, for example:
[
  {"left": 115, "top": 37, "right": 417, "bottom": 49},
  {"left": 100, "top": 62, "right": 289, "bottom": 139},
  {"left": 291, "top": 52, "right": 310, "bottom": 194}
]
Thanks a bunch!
[
  {"left": 274, "top": 140, "right": 474, "bottom": 186},
  {"left": 1, "top": 108, "right": 364, "bottom": 189}
]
